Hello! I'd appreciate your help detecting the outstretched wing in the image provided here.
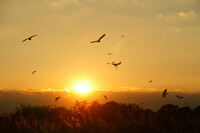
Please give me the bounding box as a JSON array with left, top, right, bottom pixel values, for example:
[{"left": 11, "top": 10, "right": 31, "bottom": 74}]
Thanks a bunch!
[
  {"left": 32, "top": 71, "right": 36, "bottom": 75},
  {"left": 55, "top": 97, "right": 60, "bottom": 101},
  {"left": 162, "top": 89, "right": 167, "bottom": 97},
  {"left": 30, "top": 35, "right": 37, "bottom": 38},
  {"left": 97, "top": 34, "right": 106, "bottom": 41},
  {"left": 117, "top": 62, "right": 121, "bottom": 65},
  {"left": 22, "top": 38, "right": 28, "bottom": 42},
  {"left": 103, "top": 95, "right": 107, "bottom": 100},
  {"left": 90, "top": 40, "right": 98, "bottom": 43}
]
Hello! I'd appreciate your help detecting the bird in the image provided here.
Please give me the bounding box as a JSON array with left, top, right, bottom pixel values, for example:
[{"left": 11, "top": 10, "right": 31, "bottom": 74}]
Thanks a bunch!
[
  {"left": 55, "top": 97, "right": 60, "bottom": 102},
  {"left": 162, "top": 89, "right": 168, "bottom": 98},
  {"left": 107, "top": 61, "right": 122, "bottom": 70},
  {"left": 121, "top": 35, "right": 125, "bottom": 37},
  {"left": 149, "top": 80, "right": 152, "bottom": 83},
  {"left": 91, "top": 34, "right": 106, "bottom": 43},
  {"left": 103, "top": 95, "right": 107, "bottom": 100},
  {"left": 175, "top": 95, "right": 184, "bottom": 99},
  {"left": 32, "top": 71, "right": 36, "bottom": 75},
  {"left": 108, "top": 53, "right": 112, "bottom": 55},
  {"left": 22, "top": 35, "right": 37, "bottom": 42}
]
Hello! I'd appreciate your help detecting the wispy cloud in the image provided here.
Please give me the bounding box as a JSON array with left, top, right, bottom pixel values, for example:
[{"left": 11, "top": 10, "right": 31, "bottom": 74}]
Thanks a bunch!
[
  {"left": 120, "top": 86, "right": 200, "bottom": 93},
  {"left": 179, "top": 11, "right": 195, "bottom": 18},
  {"left": 157, "top": 10, "right": 197, "bottom": 21}
]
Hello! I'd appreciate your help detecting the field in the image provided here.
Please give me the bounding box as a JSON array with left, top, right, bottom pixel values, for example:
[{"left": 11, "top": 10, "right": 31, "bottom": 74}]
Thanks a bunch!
[{"left": 0, "top": 101, "right": 200, "bottom": 133}]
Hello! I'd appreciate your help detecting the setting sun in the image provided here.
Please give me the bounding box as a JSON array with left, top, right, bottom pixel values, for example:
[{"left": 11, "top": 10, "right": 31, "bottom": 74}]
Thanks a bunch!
[{"left": 75, "top": 82, "right": 90, "bottom": 94}]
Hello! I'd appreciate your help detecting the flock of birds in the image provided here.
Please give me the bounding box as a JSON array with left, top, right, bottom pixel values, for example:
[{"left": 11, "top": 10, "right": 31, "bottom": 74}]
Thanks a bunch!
[
  {"left": 22, "top": 34, "right": 122, "bottom": 102},
  {"left": 22, "top": 34, "right": 186, "bottom": 104},
  {"left": 151, "top": 82, "right": 185, "bottom": 100},
  {"left": 90, "top": 34, "right": 122, "bottom": 70},
  {"left": 24, "top": 34, "right": 122, "bottom": 76}
]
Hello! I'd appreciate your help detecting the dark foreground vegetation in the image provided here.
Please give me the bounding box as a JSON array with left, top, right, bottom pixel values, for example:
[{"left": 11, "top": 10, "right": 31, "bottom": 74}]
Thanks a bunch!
[{"left": 0, "top": 101, "right": 200, "bottom": 133}]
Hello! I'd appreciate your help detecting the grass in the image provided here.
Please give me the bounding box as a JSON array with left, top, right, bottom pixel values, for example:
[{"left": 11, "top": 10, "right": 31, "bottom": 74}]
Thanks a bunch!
[{"left": 0, "top": 101, "right": 200, "bottom": 133}]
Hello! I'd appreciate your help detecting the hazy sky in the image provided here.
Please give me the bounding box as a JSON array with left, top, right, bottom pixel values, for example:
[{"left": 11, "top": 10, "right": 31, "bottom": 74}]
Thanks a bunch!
[
  {"left": 1, "top": 88, "right": 200, "bottom": 114},
  {"left": 0, "top": 0, "right": 200, "bottom": 91}
]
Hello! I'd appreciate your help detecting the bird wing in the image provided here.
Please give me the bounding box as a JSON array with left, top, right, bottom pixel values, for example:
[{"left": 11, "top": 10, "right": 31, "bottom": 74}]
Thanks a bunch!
[
  {"left": 55, "top": 97, "right": 60, "bottom": 101},
  {"left": 90, "top": 40, "right": 98, "bottom": 43},
  {"left": 22, "top": 38, "right": 28, "bottom": 42},
  {"left": 32, "top": 71, "right": 36, "bottom": 74},
  {"left": 30, "top": 35, "right": 37, "bottom": 38},
  {"left": 117, "top": 62, "right": 121, "bottom": 65},
  {"left": 97, "top": 34, "right": 106, "bottom": 41}
]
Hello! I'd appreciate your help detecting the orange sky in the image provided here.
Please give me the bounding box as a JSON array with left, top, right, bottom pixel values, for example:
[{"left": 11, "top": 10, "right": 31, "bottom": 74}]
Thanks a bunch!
[{"left": 0, "top": 0, "right": 200, "bottom": 92}]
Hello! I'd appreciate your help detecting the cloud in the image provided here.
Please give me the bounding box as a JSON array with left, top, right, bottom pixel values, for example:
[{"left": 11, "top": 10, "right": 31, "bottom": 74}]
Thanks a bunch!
[
  {"left": 51, "top": 0, "right": 79, "bottom": 7},
  {"left": 120, "top": 87, "right": 200, "bottom": 93},
  {"left": 120, "top": 87, "right": 160, "bottom": 92},
  {"left": 157, "top": 10, "right": 196, "bottom": 21},
  {"left": 179, "top": 10, "right": 195, "bottom": 18}
]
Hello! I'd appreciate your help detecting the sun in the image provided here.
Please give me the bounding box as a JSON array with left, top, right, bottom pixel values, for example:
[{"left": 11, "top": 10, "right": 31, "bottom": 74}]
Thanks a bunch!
[{"left": 75, "top": 82, "right": 90, "bottom": 94}]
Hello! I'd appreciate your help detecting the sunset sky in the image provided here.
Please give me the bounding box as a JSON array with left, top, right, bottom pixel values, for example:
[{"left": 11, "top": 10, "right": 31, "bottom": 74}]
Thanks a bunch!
[{"left": 0, "top": 0, "right": 200, "bottom": 92}]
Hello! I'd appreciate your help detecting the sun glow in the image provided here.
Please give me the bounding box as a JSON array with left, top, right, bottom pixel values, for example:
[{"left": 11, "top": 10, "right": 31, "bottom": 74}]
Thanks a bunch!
[{"left": 75, "top": 82, "right": 90, "bottom": 94}]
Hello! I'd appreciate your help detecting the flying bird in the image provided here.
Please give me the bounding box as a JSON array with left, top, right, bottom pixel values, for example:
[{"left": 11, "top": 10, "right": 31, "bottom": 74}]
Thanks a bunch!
[
  {"left": 175, "top": 95, "right": 184, "bottom": 99},
  {"left": 149, "top": 80, "right": 152, "bottom": 83},
  {"left": 107, "top": 61, "right": 122, "bottom": 70},
  {"left": 55, "top": 97, "right": 60, "bottom": 102},
  {"left": 22, "top": 35, "right": 37, "bottom": 42},
  {"left": 103, "top": 95, "right": 107, "bottom": 100},
  {"left": 91, "top": 34, "right": 106, "bottom": 43},
  {"left": 121, "top": 35, "right": 125, "bottom": 37},
  {"left": 32, "top": 71, "right": 36, "bottom": 75},
  {"left": 108, "top": 53, "right": 112, "bottom": 55},
  {"left": 162, "top": 89, "right": 168, "bottom": 98}
]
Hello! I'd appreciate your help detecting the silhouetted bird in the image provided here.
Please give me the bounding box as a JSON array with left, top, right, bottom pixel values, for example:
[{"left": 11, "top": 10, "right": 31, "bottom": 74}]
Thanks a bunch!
[
  {"left": 107, "top": 61, "right": 122, "bottom": 70},
  {"left": 91, "top": 34, "right": 106, "bottom": 43},
  {"left": 55, "top": 97, "right": 60, "bottom": 102},
  {"left": 103, "top": 95, "right": 107, "bottom": 100},
  {"left": 175, "top": 95, "right": 184, "bottom": 99},
  {"left": 149, "top": 80, "right": 152, "bottom": 83},
  {"left": 22, "top": 35, "right": 37, "bottom": 42},
  {"left": 108, "top": 53, "right": 112, "bottom": 55},
  {"left": 32, "top": 71, "right": 36, "bottom": 75},
  {"left": 162, "top": 89, "right": 168, "bottom": 98},
  {"left": 121, "top": 35, "right": 125, "bottom": 37}
]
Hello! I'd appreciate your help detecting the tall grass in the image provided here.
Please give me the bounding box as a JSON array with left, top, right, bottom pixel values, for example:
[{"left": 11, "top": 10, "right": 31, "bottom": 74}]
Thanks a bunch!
[{"left": 0, "top": 101, "right": 200, "bottom": 133}]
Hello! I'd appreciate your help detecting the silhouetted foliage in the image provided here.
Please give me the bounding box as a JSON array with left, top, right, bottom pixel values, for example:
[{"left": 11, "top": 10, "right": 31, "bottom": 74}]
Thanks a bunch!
[{"left": 0, "top": 101, "right": 200, "bottom": 133}]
